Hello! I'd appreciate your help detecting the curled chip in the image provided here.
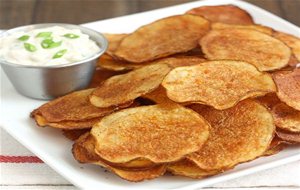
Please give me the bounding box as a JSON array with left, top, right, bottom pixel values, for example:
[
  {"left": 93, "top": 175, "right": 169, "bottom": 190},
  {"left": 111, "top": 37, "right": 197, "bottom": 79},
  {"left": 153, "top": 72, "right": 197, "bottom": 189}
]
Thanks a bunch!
[
  {"left": 273, "top": 69, "right": 300, "bottom": 110},
  {"left": 273, "top": 31, "right": 300, "bottom": 62},
  {"left": 276, "top": 129, "right": 300, "bottom": 144},
  {"left": 103, "top": 33, "right": 128, "bottom": 55},
  {"left": 62, "top": 129, "right": 90, "bottom": 141},
  {"left": 167, "top": 159, "right": 220, "bottom": 179},
  {"left": 89, "top": 68, "right": 123, "bottom": 88},
  {"left": 114, "top": 15, "right": 210, "bottom": 63},
  {"left": 91, "top": 104, "right": 210, "bottom": 163},
  {"left": 187, "top": 100, "right": 275, "bottom": 170},
  {"left": 72, "top": 133, "right": 166, "bottom": 182},
  {"left": 200, "top": 28, "right": 291, "bottom": 71},
  {"left": 162, "top": 60, "right": 276, "bottom": 110},
  {"left": 31, "top": 89, "right": 117, "bottom": 122},
  {"left": 90, "top": 64, "right": 171, "bottom": 108},
  {"left": 212, "top": 23, "right": 273, "bottom": 35},
  {"left": 186, "top": 5, "right": 254, "bottom": 25},
  {"left": 97, "top": 54, "right": 139, "bottom": 71},
  {"left": 271, "top": 103, "right": 300, "bottom": 132}
]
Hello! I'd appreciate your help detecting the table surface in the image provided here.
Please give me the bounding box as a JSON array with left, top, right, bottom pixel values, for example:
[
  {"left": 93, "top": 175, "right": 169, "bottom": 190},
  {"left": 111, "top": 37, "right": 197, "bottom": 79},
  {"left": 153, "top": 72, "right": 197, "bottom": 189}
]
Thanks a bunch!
[{"left": 1, "top": 0, "right": 300, "bottom": 189}]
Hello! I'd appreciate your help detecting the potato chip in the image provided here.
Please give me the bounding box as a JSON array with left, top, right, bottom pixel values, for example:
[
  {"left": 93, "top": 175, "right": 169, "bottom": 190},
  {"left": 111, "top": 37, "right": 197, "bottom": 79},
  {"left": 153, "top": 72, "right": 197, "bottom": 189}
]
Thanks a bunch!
[
  {"left": 72, "top": 133, "right": 166, "bottom": 182},
  {"left": 62, "top": 129, "right": 90, "bottom": 141},
  {"left": 97, "top": 54, "right": 139, "bottom": 71},
  {"left": 212, "top": 22, "right": 273, "bottom": 35},
  {"left": 273, "top": 31, "right": 300, "bottom": 62},
  {"left": 89, "top": 68, "right": 123, "bottom": 88},
  {"left": 273, "top": 69, "right": 300, "bottom": 110},
  {"left": 256, "top": 93, "right": 280, "bottom": 110},
  {"left": 31, "top": 89, "right": 118, "bottom": 122},
  {"left": 264, "top": 136, "right": 286, "bottom": 156},
  {"left": 187, "top": 100, "right": 275, "bottom": 170},
  {"left": 91, "top": 104, "right": 210, "bottom": 163},
  {"left": 288, "top": 54, "right": 299, "bottom": 67},
  {"left": 90, "top": 64, "right": 171, "bottom": 108},
  {"left": 186, "top": 5, "right": 254, "bottom": 25},
  {"left": 200, "top": 28, "right": 291, "bottom": 71},
  {"left": 271, "top": 103, "right": 300, "bottom": 132},
  {"left": 114, "top": 15, "right": 210, "bottom": 63},
  {"left": 162, "top": 60, "right": 276, "bottom": 110},
  {"left": 103, "top": 33, "right": 128, "bottom": 55},
  {"left": 276, "top": 129, "right": 300, "bottom": 143},
  {"left": 167, "top": 159, "right": 221, "bottom": 179}
]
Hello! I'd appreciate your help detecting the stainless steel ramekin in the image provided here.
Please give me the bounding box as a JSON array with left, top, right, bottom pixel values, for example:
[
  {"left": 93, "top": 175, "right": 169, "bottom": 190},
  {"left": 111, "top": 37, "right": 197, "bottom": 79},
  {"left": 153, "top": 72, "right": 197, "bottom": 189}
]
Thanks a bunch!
[{"left": 0, "top": 23, "right": 108, "bottom": 100}]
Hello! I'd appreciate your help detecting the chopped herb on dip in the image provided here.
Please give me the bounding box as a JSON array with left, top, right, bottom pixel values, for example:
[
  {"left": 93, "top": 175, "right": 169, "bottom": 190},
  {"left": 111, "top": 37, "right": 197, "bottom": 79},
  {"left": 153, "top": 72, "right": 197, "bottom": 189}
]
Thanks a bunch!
[{"left": 0, "top": 26, "right": 100, "bottom": 66}]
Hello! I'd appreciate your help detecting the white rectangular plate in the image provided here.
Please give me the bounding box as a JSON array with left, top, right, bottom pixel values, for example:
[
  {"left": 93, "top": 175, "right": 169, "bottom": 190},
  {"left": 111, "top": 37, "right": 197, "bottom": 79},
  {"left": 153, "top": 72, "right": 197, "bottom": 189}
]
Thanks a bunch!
[{"left": 1, "top": 0, "right": 300, "bottom": 189}]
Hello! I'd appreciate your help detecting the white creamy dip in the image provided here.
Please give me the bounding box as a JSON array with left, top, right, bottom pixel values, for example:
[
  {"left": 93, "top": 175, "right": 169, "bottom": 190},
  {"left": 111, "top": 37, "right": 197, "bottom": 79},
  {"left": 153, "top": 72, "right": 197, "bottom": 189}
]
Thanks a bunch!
[{"left": 0, "top": 26, "right": 100, "bottom": 66}]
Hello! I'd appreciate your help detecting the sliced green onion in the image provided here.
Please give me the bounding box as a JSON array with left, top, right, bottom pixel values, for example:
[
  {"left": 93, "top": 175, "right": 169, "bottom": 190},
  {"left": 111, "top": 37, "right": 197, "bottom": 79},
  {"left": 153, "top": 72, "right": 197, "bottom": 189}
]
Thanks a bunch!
[
  {"left": 41, "top": 39, "right": 62, "bottom": 49},
  {"left": 53, "top": 49, "right": 67, "bottom": 59},
  {"left": 18, "top": 35, "right": 30, "bottom": 41},
  {"left": 63, "top": 33, "right": 80, "bottom": 39},
  {"left": 24, "top": 43, "right": 37, "bottom": 52},
  {"left": 36, "top": 32, "right": 52, "bottom": 38}
]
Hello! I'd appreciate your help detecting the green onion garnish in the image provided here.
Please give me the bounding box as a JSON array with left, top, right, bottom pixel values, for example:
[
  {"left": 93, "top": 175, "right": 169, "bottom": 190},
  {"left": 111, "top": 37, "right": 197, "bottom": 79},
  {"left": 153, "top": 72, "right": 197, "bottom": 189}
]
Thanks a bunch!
[
  {"left": 63, "top": 33, "right": 79, "bottom": 39},
  {"left": 53, "top": 49, "right": 67, "bottom": 59},
  {"left": 41, "top": 39, "right": 62, "bottom": 49},
  {"left": 36, "top": 32, "right": 52, "bottom": 38},
  {"left": 24, "top": 43, "right": 37, "bottom": 52},
  {"left": 18, "top": 35, "right": 30, "bottom": 41}
]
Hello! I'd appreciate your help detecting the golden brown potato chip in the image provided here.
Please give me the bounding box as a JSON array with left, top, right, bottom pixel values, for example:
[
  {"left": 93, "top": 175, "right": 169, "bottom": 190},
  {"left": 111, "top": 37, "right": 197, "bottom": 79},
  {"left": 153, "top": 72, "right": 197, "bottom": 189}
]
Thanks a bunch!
[
  {"left": 103, "top": 33, "right": 128, "bottom": 55},
  {"left": 72, "top": 133, "right": 166, "bottom": 182},
  {"left": 62, "top": 129, "right": 90, "bottom": 141},
  {"left": 114, "top": 15, "right": 210, "bottom": 63},
  {"left": 91, "top": 104, "right": 210, "bottom": 163},
  {"left": 212, "top": 22, "right": 273, "bottom": 35},
  {"left": 97, "top": 54, "right": 139, "bottom": 71},
  {"left": 273, "top": 69, "right": 300, "bottom": 110},
  {"left": 271, "top": 103, "right": 300, "bottom": 132},
  {"left": 256, "top": 93, "right": 281, "bottom": 110},
  {"left": 89, "top": 68, "right": 123, "bottom": 88},
  {"left": 142, "top": 86, "right": 173, "bottom": 104},
  {"left": 31, "top": 89, "right": 118, "bottom": 122},
  {"left": 200, "top": 28, "right": 291, "bottom": 71},
  {"left": 187, "top": 100, "right": 275, "bottom": 170},
  {"left": 167, "top": 159, "right": 221, "bottom": 179},
  {"left": 276, "top": 129, "right": 300, "bottom": 143},
  {"left": 264, "top": 136, "right": 286, "bottom": 156},
  {"left": 186, "top": 5, "right": 254, "bottom": 25},
  {"left": 162, "top": 60, "right": 276, "bottom": 110},
  {"left": 90, "top": 64, "right": 171, "bottom": 108},
  {"left": 273, "top": 31, "right": 300, "bottom": 62}
]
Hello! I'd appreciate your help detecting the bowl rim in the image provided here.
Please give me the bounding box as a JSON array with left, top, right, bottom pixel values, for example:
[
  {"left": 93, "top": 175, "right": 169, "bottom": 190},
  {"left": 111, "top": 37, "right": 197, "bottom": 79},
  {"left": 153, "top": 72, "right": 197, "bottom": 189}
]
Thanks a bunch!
[{"left": 0, "top": 23, "right": 108, "bottom": 69}]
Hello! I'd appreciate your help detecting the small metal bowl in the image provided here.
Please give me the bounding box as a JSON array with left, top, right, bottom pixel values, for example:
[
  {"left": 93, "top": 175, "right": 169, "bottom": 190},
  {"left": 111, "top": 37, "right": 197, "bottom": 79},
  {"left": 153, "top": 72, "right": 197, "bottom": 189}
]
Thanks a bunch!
[{"left": 0, "top": 23, "right": 108, "bottom": 100}]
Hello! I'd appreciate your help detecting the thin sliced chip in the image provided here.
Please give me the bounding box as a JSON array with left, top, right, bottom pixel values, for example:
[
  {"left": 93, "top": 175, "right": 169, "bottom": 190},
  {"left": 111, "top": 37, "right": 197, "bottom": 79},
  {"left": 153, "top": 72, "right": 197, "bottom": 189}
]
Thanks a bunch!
[
  {"left": 186, "top": 5, "right": 254, "bottom": 25},
  {"left": 200, "top": 28, "right": 291, "bottom": 71},
  {"left": 91, "top": 104, "right": 210, "bottom": 163},
  {"left": 187, "top": 100, "right": 275, "bottom": 170},
  {"left": 256, "top": 93, "right": 280, "bottom": 109},
  {"left": 103, "top": 33, "right": 128, "bottom": 55},
  {"left": 114, "top": 15, "right": 210, "bottom": 63},
  {"left": 271, "top": 103, "right": 300, "bottom": 132},
  {"left": 31, "top": 89, "right": 113, "bottom": 122},
  {"left": 273, "top": 31, "right": 300, "bottom": 62},
  {"left": 273, "top": 69, "right": 300, "bottom": 110},
  {"left": 264, "top": 136, "right": 286, "bottom": 156},
  {"left": 97, "top": 54, "right": 139, "bottom": 71},
  {"left": 167, "top": 159, "right": 221, "bottom": 179},
  {"left": 62, "top": 129, "right": 90, "bottom": 141},
  {"left": 72, "top": 133, "right": 166, "bottom": 182},
  {"left": 89, "top": 68, "right": 123, "bottom": 88},
  {"left": 212, "top": 22, "right": 273, "bottom": 35},
  {"left": 142, "top": 86, "right": 173, "bottom": 104},
  {"left": 34, "top": 115, "right": 100, "bottom": 129},
  {"left": 90, "top": 64, "right": 171, "bottom": 108},
  {"left": 162, "top": 60, "right": 276, "bottom": 110},
  {"left": 276, "top": 129, "right": 300, "bottom": 143}
]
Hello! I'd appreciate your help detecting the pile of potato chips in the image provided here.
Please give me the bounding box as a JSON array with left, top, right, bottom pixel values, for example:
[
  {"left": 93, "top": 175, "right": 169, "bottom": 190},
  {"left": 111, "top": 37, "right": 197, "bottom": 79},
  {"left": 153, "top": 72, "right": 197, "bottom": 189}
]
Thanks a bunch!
[{"left": 31, "top": 4, "right": 300, "bottom": 182}]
